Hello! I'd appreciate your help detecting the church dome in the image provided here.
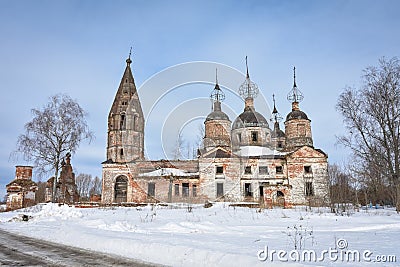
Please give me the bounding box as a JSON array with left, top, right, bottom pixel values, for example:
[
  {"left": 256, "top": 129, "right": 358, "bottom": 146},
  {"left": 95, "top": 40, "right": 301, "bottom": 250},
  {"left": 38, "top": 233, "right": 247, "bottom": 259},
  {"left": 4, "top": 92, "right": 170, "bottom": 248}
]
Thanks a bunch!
[
  {"left": 206, "top": 110, "right": 230, "bottom": 121},
  {"left": 272, "top": 127, "right": 285, "bottom": 138},
  {"left": 286, "top": 110, "right": 309, "bottom": 121},
  {"left": 232, "top": 107, "right": 269, "bottom": 130}
]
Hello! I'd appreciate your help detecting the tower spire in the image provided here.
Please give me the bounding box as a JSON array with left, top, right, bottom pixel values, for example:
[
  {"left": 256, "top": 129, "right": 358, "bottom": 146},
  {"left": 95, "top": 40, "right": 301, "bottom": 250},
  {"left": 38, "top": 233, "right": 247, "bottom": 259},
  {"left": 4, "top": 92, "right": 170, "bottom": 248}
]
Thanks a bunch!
[
  {"left": 238, "top": 56, "right": 259, "bottom": 107},
  {"left": 126, "top": 46, "right": 132, "bottom": 65},
  {"left": 210, "top": 68, "right": 225, "bottom": 111},
  {"left": 287, "top": 66, "right": 304, "bottom": 110},
  {"left": 245, "top": 56, "right": 249, "bottom": 78},
  {"left": 271, "top": 94, "right": 282, "bottom": 124}
]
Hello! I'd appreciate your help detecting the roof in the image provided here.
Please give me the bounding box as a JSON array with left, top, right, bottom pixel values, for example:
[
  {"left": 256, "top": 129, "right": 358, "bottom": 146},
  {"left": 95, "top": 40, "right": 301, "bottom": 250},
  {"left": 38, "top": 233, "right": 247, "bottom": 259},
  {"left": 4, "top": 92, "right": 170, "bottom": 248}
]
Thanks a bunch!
[
  {"left": 286, "top": 110, "right": 309, "bottom": 121},
  {"left": 205, "top": 110, "right": 230, "bottom": 121},
  {"left": 236, "top": 146, "right": 287, "bottom": 157},
  {"left": 139, "top": 168, "right": 199, "bottom": 177},
  {"left": 232, "top": 107, "right": 269, "bottom": 130}
]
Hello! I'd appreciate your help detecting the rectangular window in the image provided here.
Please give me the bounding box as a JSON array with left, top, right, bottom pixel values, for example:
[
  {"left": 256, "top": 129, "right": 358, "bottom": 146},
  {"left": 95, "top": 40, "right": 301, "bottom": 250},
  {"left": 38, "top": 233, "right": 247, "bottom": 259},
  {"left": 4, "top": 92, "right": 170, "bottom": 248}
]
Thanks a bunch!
[
  {"left": 259, "top": 186, "right": 264, "bottom": 197},
  {"left": 298, "top": 124, "right": 306, "bottom": 137},
  {"left": 278, "top": 142, "right": 283, "bottom": 148},
  {"left": 244, "top": 183, "right": 252, "bottom": 197},
  {"left": 192, "top": 185, "right": 197, "bottom": 197},
  {"left": 259, "top": 166, "right": 269, "bottom": 175},
  {"left": 305, "top": 182, "right": 314, "bottom": 196},
  {"left": 148, "top": 183, "right": 155, "bottom": 197},
  {"left": 120, "top": 148, "right": 124, "bottom": 156},
  {"left": 174, "top": 184, "right": 180, "bottom": 196},
  {"left": 238, "top": 133, "right": 242, "bottom": 142},
  {"left": 276, "top": 166, "right": 283, "bottom": 174},
  {"left": 245, "top": 166, "right": 252, "bottom": 174},
  {"left": 216, "top": 166, "right": 224, "bottom": 174},
  {"left": 304, "top": 166, "right": 312, "bottom": 174},
  {"left": 216, "top": 183, "right": 224, "bottom": 197},
  {"left": 251, "top": 131, "right": 258, "bottom": 142},
  {"left": 182, "top": 183, "right": 189, "bottom": 197}
]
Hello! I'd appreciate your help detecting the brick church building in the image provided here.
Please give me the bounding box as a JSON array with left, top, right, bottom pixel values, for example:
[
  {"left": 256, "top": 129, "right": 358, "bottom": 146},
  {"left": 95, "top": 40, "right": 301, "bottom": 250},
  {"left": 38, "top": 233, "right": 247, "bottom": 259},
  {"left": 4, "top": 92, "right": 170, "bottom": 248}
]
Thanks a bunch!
[{"left": 101, "top": 55, "right": 329, "bottom": 207}]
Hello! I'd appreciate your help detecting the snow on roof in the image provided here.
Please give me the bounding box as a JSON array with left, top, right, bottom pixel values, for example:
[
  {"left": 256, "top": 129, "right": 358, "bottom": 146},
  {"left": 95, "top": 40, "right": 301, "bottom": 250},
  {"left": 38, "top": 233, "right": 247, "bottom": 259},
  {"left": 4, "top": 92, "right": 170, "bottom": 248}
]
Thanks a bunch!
[
  {"left": 236, "top": 146, "right": 287, "bottom": 157},
  {"left": 139, "top": 168, "right": 199, "bottom": 177}
]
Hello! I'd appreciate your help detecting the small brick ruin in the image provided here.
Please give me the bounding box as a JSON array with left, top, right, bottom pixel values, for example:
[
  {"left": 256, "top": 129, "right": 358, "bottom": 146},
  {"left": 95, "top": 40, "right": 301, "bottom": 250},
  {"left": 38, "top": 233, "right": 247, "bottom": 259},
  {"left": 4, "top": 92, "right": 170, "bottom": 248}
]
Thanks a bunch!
[
  {"left": 6, "top": 166, "right": 38, "bottom": 211},
  {"left": 45, "top": 153, "right": 79, "bottom": 204}
]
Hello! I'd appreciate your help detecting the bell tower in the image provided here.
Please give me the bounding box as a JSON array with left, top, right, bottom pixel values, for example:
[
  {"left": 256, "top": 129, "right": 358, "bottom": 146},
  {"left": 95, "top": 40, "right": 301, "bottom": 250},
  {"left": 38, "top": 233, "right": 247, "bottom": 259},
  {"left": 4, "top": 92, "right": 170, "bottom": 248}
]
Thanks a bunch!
[
  {"left": 284, "top": 67, "right": 313, "bottom": 150},
  {"left": 203, "top": 69, "right": 231, "bottom": 152},
  {"left": 106, "top": 50, "right": 144, "bottom": 163}
]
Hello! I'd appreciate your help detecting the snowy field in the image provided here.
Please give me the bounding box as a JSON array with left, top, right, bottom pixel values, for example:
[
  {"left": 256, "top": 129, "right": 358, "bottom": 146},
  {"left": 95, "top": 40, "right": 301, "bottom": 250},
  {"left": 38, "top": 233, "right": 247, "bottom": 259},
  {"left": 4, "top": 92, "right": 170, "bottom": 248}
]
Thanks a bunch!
[{"left": 0, "top": 203, "right": 399, "bottom": 267}]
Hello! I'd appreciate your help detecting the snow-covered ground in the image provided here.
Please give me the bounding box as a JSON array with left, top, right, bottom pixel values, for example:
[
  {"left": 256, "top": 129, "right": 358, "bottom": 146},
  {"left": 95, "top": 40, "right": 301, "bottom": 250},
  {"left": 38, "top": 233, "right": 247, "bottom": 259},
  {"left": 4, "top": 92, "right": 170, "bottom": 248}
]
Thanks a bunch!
[{"left": 0, "top": 203, "right": 399, "bottom": 266}]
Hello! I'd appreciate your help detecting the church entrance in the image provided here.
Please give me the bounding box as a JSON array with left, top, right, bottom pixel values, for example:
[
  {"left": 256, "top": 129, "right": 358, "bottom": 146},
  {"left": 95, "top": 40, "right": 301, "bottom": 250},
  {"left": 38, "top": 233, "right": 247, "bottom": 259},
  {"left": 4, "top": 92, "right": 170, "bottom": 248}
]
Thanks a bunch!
[{"left": 114, "top": 176, "right": 128, "bottom": 203}]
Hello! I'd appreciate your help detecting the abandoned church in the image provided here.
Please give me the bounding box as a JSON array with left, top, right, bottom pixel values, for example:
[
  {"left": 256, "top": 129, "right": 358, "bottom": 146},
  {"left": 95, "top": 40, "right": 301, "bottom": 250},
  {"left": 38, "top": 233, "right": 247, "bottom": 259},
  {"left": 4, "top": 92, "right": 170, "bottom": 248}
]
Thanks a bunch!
[{"left": 101, "top": 55, "right": 329, "bottom": 208}]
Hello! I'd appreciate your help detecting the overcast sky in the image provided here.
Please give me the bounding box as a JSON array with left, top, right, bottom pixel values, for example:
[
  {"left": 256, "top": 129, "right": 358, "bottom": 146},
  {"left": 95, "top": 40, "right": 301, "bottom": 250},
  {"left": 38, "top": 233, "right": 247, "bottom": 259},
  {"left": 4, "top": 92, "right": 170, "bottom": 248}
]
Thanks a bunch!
[{"left": 1, "top": 0, "right": 399, "bottom": 199}]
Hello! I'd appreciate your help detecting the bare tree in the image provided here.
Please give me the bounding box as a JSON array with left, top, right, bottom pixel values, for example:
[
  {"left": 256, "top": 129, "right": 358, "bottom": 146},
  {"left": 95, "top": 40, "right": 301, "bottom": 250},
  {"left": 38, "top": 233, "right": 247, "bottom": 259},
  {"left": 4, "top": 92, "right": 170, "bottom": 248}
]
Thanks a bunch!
[
  {"left": 336, "top": 57, "right": 400, "bottom": 211},
  {"left": 76, "top": 173, "right": 92, "bottom": 201},
  {"left": 172, "top": 132, "right": 185, "bottom": 160},
  {"left": 89, "top": 176, "right": 102, "bottom": 196},
  {"left": 13, "top": 94, "right": 93, "bottom": 202}
]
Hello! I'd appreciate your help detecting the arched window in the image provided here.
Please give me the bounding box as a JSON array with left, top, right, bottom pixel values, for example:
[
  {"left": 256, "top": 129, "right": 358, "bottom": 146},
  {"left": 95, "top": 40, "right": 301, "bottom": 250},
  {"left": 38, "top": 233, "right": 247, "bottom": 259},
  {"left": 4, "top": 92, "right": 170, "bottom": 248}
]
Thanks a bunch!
[
  {"left": 114, "top": 176, "right": 128, "bottom": 203},
  {"left": 277, "top": 191, "right": 284, "bottom": 198}
]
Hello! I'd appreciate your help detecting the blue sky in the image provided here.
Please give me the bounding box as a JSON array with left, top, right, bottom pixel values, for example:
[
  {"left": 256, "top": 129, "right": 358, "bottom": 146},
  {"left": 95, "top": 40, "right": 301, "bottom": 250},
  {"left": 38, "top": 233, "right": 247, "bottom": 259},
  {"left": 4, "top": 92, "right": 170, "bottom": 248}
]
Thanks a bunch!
[{"left": 1, "top": 0, "right": 399, "bottom": 199}]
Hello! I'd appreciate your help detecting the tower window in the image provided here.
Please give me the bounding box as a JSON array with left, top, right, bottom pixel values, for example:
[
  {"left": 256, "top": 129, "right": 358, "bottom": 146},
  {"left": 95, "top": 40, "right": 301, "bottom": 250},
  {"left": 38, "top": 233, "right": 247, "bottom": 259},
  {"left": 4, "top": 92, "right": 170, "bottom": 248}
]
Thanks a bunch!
[
  {"left": 120, "top": 148, "right": 124, "bottom": 156},
  {"left": 251, "top": 131, "right": 258, "bottom": 142},
  {"left": 216, "top": 166, "right": 223, "bottom": 174},
  {"left": 120, "top": 114, "right": 126, "bottom": 130},
  {"left": 245, "top": 166, "right": 252, "bottom": 174},
  {"left": 298, "top": 124, "right": 306, "bottom": 137},
  {"left": 305, "top": 182, "right": 314, "bottom": 196},
  {"left": 238, "top": 133, "right": 242, "bottom": 142},
  {"left": 276, "top": 166, "right": 283, "bottom": 174}
]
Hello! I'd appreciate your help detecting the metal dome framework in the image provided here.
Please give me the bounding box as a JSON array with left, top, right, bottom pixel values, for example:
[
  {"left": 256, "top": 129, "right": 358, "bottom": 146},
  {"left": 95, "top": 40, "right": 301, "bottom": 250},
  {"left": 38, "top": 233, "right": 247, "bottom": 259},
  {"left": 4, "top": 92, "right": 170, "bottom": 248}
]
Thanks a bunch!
[
  {"left": 238, "top": 56, "right": 259, "bottom": 100},
  {"left": 287, "top": 67, "right": 304, "bottom": 103}
]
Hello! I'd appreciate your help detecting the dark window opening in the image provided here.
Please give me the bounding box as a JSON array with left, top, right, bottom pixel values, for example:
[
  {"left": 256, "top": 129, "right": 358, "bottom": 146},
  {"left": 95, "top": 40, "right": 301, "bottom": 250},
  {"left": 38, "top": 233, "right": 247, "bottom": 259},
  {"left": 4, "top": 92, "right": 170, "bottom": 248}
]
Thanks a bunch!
[
  {"left": 216, "top": 166, "right": 223, "bottom": 174},
  {"left": 174, "top": 184, "right": 180, "bottom": 196},
  {"left": 245, "top": 166, "right": 252, "bottom": 174},
  {"left": 251, "top": 131, "right": 258, "bottom": 142},
  {"left": 148, "top": 183, "right": 155, "bottom": 197},
  {"left": 182, "top": 183, "right": 189, "bottom": 197},
  {"left": 304, "top": 166, "right": 312, "bottom": 174},
  {"left": 120, "top": 148, "right": 124, "bottom": 156},
  {"left": 276, "top": 166, "right": 283, "bottom": 174},
  {"left": 238, "top": 133, "right": 242, "bottom": 142},
  {"left": 114, "top": 176, "right": 128, "bottom": 203},
  {"left": 245, "top": 183, "right": 252, "bottom": 197},
  {"left": 277, "top": 182, "right": 283, "bottom": 185},
  {"left": 305, "top": 182, "right": 314, "bottom": 196},
  {"left": 192, "top": 185, "right": 197, "bottom": 197},
  {"left": 259, "top": 186, "right": 264, "bottom": 197},
  {"left": 278, "top": 142, "right": 283, "bottom": 148},
  {"left": 216, "top": 183, "right": 224, "bottom": 197},
  {"left": 259, "top": 166, "right": 269, "bottom": 175},
  {"left": 120, "top": 114, "right": 126, "bottom": 130},
  {"left": 277, "top": 191, "right": 284, "bottom": 197}
]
